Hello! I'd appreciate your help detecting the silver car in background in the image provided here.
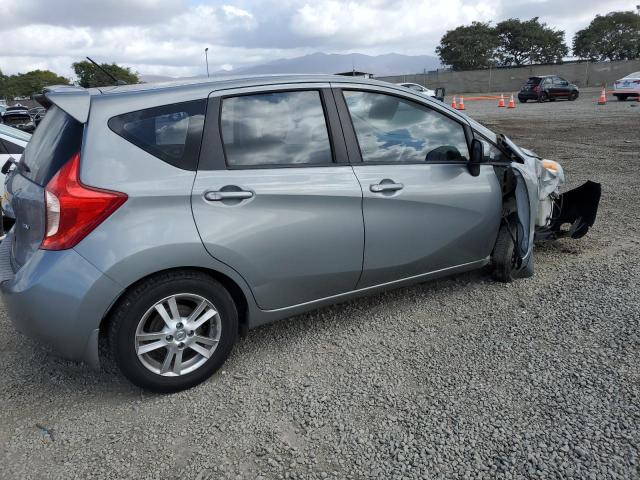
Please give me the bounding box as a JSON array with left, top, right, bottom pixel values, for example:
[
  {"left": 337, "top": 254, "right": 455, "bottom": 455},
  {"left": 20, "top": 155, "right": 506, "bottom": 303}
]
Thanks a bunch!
[{"left": 0, "top": 76, "right": 600, "bottom": 392}]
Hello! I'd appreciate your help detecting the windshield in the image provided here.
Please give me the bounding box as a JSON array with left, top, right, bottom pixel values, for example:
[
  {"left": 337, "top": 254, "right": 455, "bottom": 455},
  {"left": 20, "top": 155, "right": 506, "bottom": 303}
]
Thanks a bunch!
[{"left": 623, "top": 72, "right": 640, "bottom": 79}]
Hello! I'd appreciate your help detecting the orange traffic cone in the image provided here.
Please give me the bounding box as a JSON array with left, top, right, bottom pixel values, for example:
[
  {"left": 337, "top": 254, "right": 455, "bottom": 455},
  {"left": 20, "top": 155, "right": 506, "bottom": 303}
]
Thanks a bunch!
[
  {"left": 597, "top": 87, "right": 607, "bottom": 105},
  {"left": 507, "top": 94, "right": 515, "bottom": 109},
  {"left": 451, "top": 96, "right": 457, "bottom": 109},
  {"left": 458, "top": 96, "right": 465, "bottom": 110},
  {"left": 498, "top": 94, "right": 505, "bottom": 108}
]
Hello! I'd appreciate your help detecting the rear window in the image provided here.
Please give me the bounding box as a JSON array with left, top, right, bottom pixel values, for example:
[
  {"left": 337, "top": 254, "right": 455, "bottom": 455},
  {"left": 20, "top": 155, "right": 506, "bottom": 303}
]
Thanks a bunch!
[
  {"left": 21, "top": 105, "right": 83, "bottom": 186},
  {"left": 526, "top": 78, "right": 542, "bottom": 85},
  {"left": 108, "top": 100, "right": 206, "bottom": 171}
]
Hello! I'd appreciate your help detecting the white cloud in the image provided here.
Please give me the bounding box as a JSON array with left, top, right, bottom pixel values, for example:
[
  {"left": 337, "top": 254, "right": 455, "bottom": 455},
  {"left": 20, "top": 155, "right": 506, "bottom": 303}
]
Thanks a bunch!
[{"left": 0, "top": 0, "right": 636, "bottom": 78}]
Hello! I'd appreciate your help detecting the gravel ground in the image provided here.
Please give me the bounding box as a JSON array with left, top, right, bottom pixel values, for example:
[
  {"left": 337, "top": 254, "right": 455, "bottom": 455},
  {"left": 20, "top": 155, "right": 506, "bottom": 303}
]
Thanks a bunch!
[{"left": 1, "top": 89, "right": 638, "bottom": 480}]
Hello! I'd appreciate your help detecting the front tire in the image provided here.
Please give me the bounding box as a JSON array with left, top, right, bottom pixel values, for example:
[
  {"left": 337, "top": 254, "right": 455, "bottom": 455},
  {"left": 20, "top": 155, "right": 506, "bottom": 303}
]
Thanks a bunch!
[
  {"left": 107, "top": 270, "right": 238, "bottom": 393},
  {"left": 569, "top": 91, "right": 578, "bottom": 101},
  {"left": 491, "top": 224, "right": 517, "bottom": 283}
]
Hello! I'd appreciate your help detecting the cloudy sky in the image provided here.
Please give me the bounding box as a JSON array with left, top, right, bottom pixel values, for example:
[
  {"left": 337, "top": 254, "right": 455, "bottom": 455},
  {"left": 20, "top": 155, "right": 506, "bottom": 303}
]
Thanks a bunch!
[{"left": 0, "top": 0, "right": 636, "bottom": 78}]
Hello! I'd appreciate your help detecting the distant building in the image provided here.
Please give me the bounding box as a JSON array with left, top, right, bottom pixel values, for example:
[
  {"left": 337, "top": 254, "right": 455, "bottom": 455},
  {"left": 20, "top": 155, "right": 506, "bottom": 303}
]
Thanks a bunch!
[{"left": 335, "top": 71, "right": 374, "bottom": 79}]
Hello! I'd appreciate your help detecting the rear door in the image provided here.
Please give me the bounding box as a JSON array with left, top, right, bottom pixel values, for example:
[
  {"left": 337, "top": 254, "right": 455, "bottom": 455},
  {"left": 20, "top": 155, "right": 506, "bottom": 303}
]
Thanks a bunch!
[
  {"left": 191, "top": 84, "right": 364, "bottom": 310},
  {"left": 334, "top": 86, "right": 502, "bottom": 288},
  {"left": 6, "top": 105, "right": 83, "bottom": 268}
]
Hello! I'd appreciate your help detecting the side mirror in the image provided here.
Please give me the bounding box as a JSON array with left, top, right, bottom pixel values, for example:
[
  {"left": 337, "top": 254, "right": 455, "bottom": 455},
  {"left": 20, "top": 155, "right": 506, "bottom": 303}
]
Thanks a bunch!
[{"left": 468, "top": 139, "right": 483, "bottom": 177}]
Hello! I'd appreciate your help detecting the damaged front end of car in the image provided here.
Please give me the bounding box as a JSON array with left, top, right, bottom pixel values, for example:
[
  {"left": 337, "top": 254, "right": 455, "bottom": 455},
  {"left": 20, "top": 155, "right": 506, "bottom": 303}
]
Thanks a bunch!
[
  {"left": 521, "top": 151, "right": 602, "bottom": 242},
  {"left": 485, "top": 134, "right": 601, "bottom": 282}
]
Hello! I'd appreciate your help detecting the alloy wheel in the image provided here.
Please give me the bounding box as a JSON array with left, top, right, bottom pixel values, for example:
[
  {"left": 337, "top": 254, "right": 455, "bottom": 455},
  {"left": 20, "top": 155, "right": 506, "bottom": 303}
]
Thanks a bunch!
[{"left": 134, "top": 293, "right": 221, "bottom": 376}]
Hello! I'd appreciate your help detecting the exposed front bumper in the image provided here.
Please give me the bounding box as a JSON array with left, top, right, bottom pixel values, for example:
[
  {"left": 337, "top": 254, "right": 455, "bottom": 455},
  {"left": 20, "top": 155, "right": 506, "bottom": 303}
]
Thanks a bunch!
[
  {"left": 0, "top": 232, "right": 123, "bottom": 368},
  {"left": 535, "top": 181, "right": 602, "bottom": 241}
]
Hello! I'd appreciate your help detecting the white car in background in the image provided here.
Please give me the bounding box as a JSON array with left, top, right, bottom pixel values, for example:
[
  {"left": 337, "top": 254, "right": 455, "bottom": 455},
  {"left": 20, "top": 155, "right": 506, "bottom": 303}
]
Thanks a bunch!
[
  {"left": 612, "top": 72, "right": 640, "bottom": 101},
  {"left": 0, "top": 124, "right": 31, "bottom": 225},
  {"left": 398, "top": 82, "right": 436, "bottom": 97},
  {"left": 396, "top": 82, "right": 445, "bottom": 101}
]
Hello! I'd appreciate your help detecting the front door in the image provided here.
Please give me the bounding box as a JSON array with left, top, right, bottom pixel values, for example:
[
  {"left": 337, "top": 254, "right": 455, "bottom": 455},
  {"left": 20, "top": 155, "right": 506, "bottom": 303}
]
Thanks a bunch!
[
  {"left": 192, "top": 86, "right": 364, "bottom": 310},
  {"left": 336, "top": 88, "right": 502, "bottom": 287}
]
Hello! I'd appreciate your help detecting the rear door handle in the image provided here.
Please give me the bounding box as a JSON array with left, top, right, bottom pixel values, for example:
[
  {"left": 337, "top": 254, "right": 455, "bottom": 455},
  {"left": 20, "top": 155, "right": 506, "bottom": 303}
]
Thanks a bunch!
[
  {"left": 204, "top": 190, "right": 254, "bottom": 201},
  {"left": 370, "top": 182, "right": 404, "bottom": 193}
]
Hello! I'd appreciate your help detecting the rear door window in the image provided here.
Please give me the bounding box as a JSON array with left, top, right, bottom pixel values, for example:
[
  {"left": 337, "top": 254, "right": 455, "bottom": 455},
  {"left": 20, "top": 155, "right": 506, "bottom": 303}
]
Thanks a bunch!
[
  {"left": 109, "top": 100, "right": 206, "bottom": 170},
  {"left": 220, "top": 91, "right": 333, "bottom": 167},
  {"left": 526, "top": 78, "right": 541, "bottom": 85},
  {"left": 21, "top": 105, "right": 83, "bottom": 186}
]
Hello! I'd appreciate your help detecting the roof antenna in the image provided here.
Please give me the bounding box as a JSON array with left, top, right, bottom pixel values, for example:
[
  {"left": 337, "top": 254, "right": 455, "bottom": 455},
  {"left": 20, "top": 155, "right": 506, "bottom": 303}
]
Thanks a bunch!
[{"left": 86, "top": 57, "right": 127, "bottom": 85}]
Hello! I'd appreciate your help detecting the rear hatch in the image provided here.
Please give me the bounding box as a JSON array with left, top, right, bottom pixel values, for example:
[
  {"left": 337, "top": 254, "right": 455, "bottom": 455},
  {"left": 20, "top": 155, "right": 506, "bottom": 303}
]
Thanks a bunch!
[
  {"left": 7, "top": 105, "right": 83, "bottom": 269},
  {"left": 522, "top": 77, "right": 541, "bottom": 91}
]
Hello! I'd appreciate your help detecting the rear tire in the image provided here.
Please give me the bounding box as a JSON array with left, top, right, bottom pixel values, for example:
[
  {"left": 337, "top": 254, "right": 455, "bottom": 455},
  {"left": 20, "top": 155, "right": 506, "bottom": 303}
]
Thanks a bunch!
[
  {"left": 616, "top": 95, "right": 628, "bottom": 101},
  {"left": 538, "top": 92, "right": 549, "bottom": 103},
  {"left": 491, "top": 224, "right": 517, "bottom": 283},
  {"left": 107, "top": 270, "right": 238, "bottom": 393},
  {"left": 519, "top": 98, "right": 527, "bottom": 103}
]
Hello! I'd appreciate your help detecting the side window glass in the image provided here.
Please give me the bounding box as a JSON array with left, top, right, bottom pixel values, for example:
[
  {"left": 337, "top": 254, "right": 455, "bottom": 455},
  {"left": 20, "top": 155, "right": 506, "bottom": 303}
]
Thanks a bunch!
[
  {"left": 108, "top": 100, "right": 206, "bottom": 170},
  {"left": 343, "top": 90, "right": 469, "bottom": 163},
  {"left": 220, "top": 91, "right": 333, "bottom": 167},
  {"left": 478, "top": 137, "right": 510, "bottom": 163}
]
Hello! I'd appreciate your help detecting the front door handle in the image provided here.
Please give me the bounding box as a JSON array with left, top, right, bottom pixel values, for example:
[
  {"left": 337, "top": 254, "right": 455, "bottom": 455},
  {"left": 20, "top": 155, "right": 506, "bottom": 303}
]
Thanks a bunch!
[
  {"left": 204, "top": 190, "right": 254, "bottom": 201},
  {"left": 370, "top": 182, "right": 404, "bottom": 193}
]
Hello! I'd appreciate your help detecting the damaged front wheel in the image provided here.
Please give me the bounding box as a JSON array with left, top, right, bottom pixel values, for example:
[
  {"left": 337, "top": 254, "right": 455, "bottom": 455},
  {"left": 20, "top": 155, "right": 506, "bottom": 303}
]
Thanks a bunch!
[{"left": 491, "top": 224, "right": 518, "bottom": 283}]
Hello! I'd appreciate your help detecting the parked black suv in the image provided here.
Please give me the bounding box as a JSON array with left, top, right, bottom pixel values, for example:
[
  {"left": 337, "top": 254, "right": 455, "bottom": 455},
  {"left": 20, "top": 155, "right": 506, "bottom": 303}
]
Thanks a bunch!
[{"left": 518, "top": 76, "right": 579, "bottom": 103}]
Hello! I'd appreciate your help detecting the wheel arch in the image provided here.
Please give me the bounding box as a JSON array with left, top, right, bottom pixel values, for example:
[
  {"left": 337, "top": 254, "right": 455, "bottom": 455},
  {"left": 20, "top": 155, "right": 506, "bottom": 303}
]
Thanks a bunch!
[{"left": 98, "top": 266, "right": 251, "bottom": 344}]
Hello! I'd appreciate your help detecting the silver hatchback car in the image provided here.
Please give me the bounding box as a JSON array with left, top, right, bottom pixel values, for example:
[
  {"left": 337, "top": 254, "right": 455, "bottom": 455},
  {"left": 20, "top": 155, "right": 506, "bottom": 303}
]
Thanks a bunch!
[{"left": 0, "top": 76, "right": 600, "bottom": 392}]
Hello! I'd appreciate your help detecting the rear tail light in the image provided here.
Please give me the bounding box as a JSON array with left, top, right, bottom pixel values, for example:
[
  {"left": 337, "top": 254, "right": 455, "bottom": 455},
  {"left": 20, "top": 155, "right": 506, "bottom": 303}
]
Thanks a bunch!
[
  {"left": 633, "top": 80, "right": 640, "bottom": 84},
  {"left": 41, "top": 152, "right": 127, "bottom": 250},
  {"left": 533, "top": 85, "right": 541, "bottom": 92}
]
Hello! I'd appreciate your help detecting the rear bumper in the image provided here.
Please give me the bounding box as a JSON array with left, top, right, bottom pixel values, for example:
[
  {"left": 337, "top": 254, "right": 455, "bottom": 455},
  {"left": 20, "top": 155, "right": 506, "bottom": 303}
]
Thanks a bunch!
[
  {"left": 0, "top": 232, "right": 123, "bottom": 368},
  {"left": 518, "top": 91, "right": 539, "bottom": 101},
  {"left": 613, "top": 90, "right": 639, "bottom": 96}
]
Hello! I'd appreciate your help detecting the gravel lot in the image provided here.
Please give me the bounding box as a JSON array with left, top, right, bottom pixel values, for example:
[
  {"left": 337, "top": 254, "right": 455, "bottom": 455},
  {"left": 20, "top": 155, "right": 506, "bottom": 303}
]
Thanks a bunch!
[{"left": 1, "top": 89, "right": 638, "bottom": 480}]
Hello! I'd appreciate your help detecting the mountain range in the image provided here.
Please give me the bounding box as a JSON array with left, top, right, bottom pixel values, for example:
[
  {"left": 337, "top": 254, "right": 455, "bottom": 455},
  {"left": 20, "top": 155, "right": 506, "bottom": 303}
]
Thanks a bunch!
[
  {"left": 228, "top": 52, "right": 441, "bottom": 76},
  {"left": 139, "top": 52, "right": 441, "bottom": 82}
]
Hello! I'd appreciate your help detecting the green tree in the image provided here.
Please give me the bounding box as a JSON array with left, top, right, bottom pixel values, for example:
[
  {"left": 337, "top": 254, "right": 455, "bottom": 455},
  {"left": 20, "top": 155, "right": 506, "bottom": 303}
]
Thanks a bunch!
[
  {"left": 495, "top": 18, "right": 568, "bottom": 66},
  {"left": 0, "top": 70, "right": 69, "bottom": 99},
  {"left": 436, "top": 22, "right": 500, "bottom": 70},
  {"left": 72, "top": 61, "right": 139, "bottom": 88},
  {"left": 573, "top": 11, "right": 640, "bottom": 61}
]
